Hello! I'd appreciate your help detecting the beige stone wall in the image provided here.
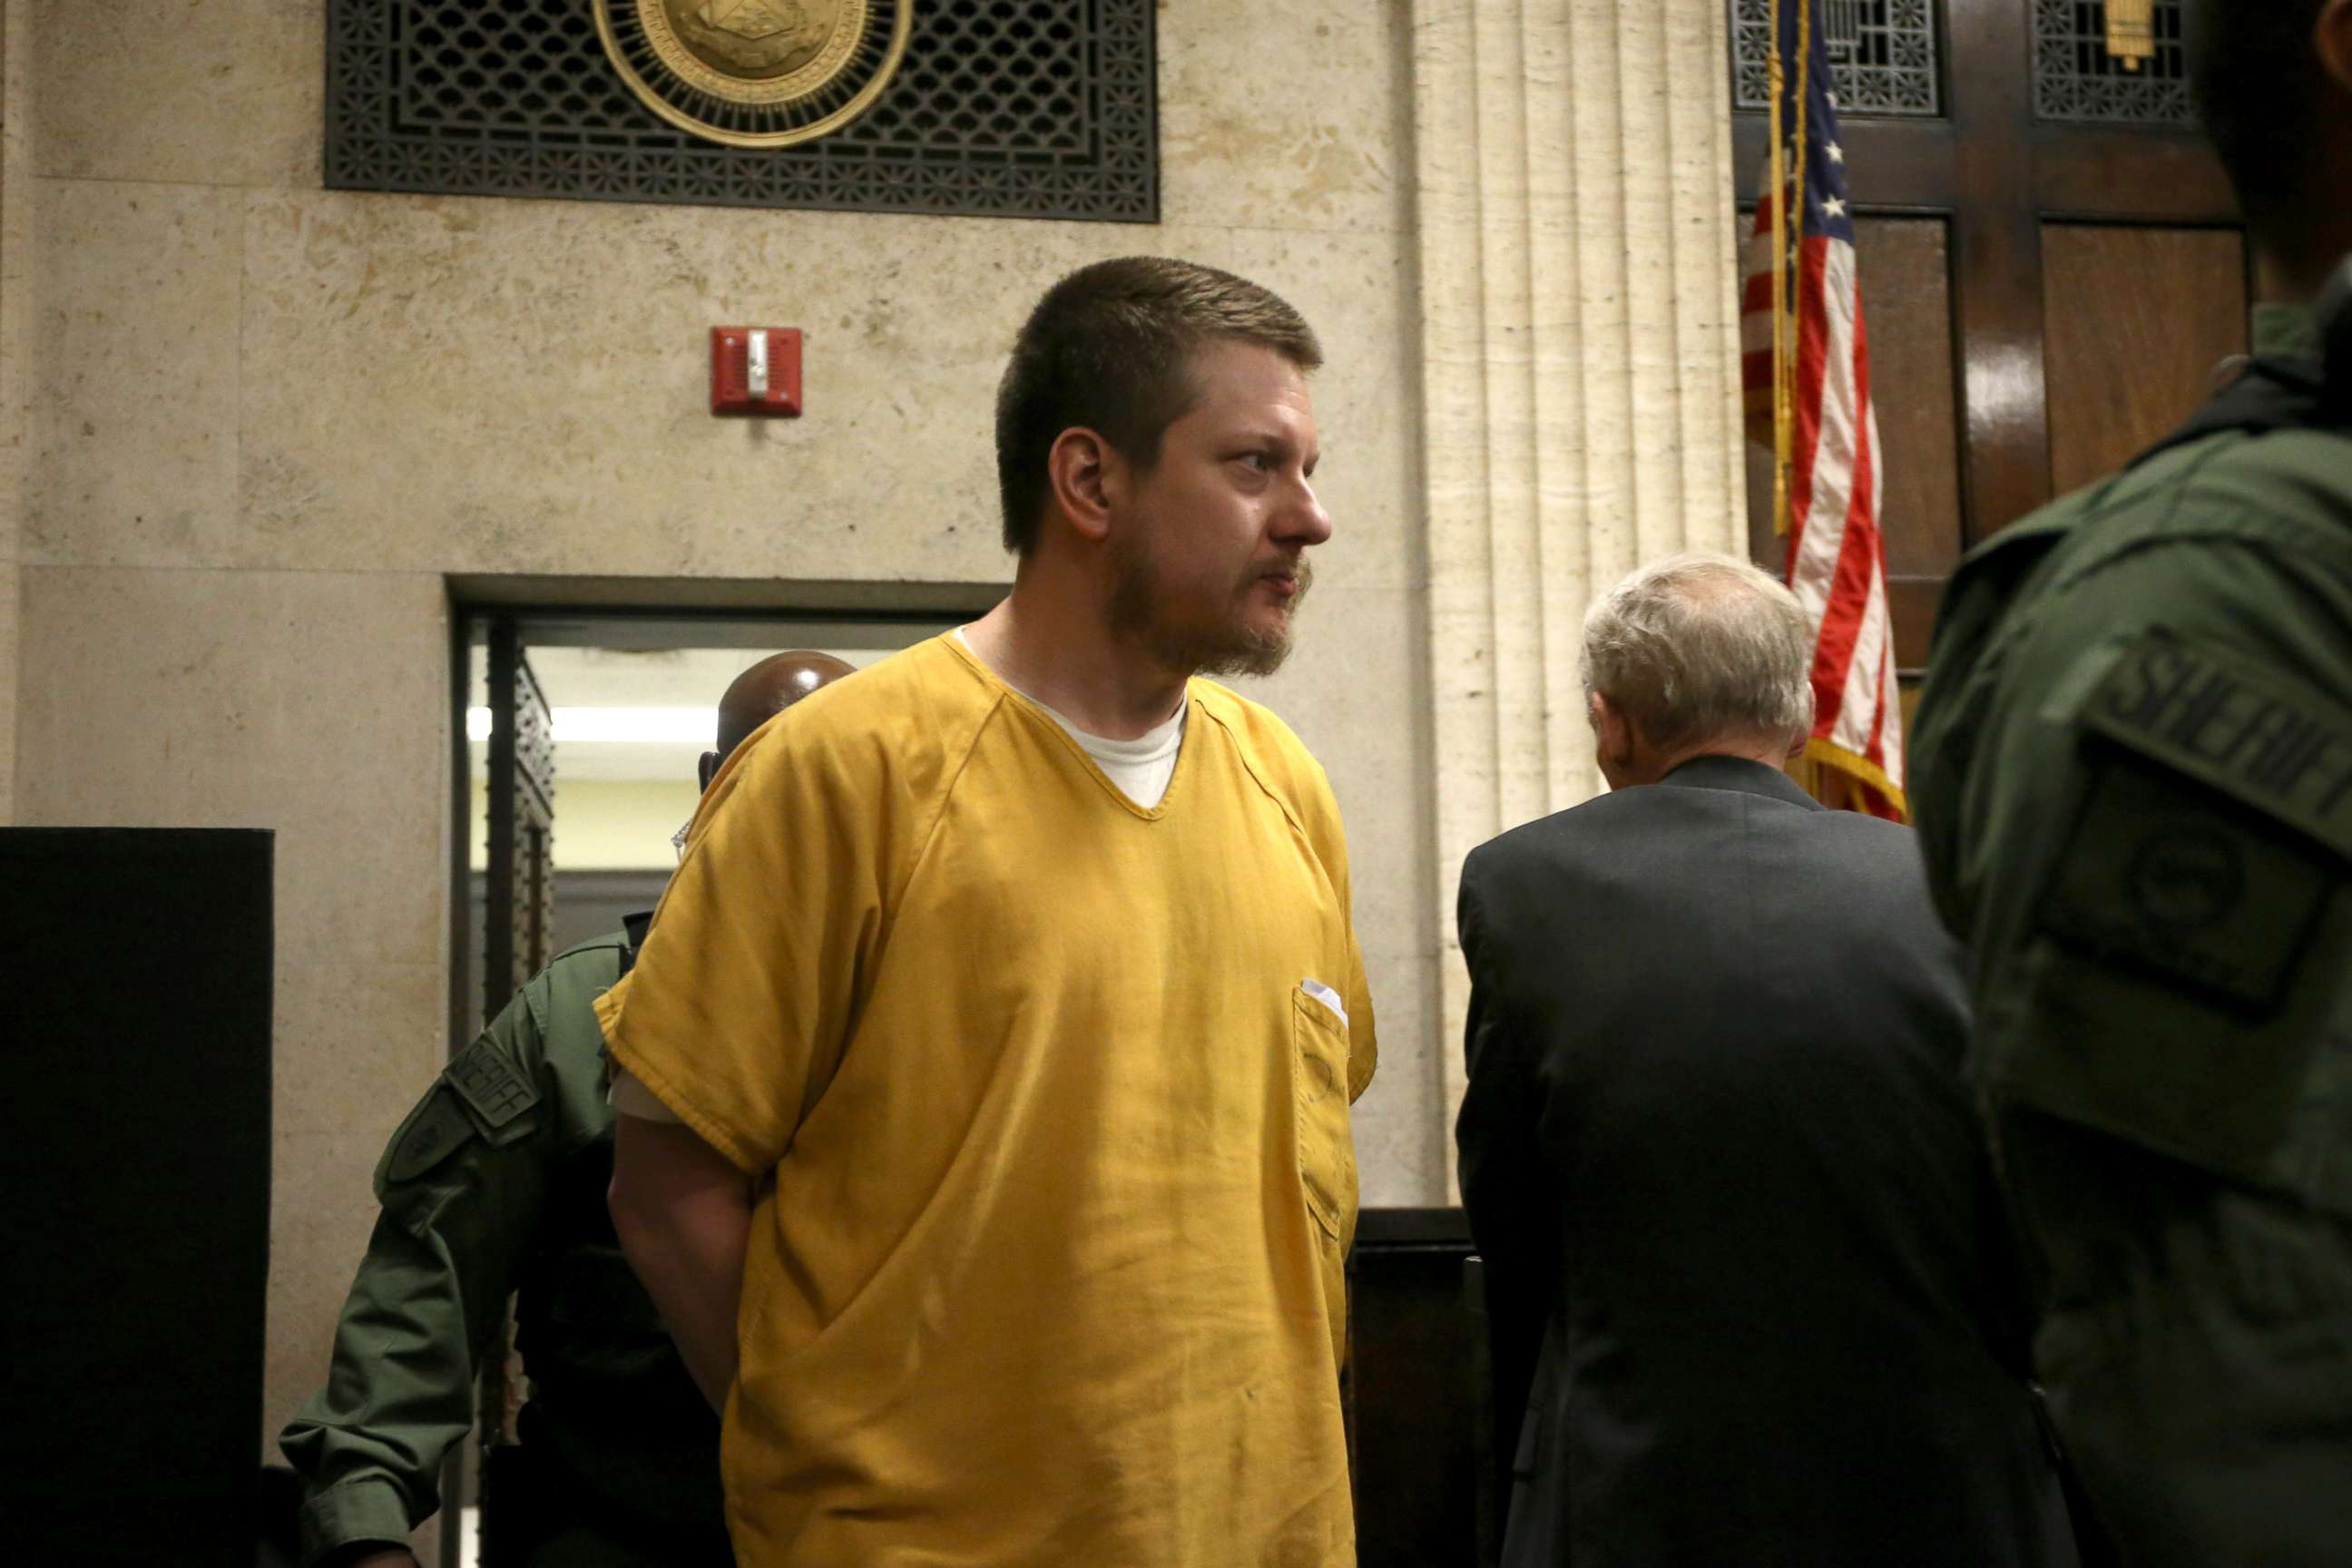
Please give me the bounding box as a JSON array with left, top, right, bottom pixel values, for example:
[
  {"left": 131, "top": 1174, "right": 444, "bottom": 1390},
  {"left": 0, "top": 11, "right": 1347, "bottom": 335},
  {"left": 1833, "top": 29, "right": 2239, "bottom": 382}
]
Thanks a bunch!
[{"left": 12, "top": 0, "right": 1436, "bottom": 1492}]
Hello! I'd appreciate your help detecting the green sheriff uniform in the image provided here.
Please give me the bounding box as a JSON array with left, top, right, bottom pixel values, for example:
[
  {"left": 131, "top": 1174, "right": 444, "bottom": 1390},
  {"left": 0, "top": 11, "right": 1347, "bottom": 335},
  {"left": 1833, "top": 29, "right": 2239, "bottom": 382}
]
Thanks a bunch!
[
  {"left": 1912, "top": 271, "right": 2352, "bottom": 1568},
  {"left": 279, "top": 920, "right": 729, "bottom": 1567}
]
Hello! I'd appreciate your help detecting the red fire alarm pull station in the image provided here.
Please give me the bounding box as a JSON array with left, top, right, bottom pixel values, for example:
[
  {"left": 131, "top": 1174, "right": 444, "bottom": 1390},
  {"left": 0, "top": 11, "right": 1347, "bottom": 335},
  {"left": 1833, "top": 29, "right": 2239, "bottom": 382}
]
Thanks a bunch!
[{"left": 711, "top": 327, "right": 803, "bottom": 416}]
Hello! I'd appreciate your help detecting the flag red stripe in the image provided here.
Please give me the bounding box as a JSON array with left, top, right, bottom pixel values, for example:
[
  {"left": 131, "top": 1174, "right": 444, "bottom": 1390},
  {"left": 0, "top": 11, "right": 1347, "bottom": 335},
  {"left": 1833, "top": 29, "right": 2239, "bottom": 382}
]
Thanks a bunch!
[
  {"left": 1738, "top": 125, "right": 1906, "bottom": 818},
  {"left": 1811, "top": 260, "right": 1877, "bottom": 731},
  {"left": 1785, "top": 239, "right": 1835, "bottom": 554}
]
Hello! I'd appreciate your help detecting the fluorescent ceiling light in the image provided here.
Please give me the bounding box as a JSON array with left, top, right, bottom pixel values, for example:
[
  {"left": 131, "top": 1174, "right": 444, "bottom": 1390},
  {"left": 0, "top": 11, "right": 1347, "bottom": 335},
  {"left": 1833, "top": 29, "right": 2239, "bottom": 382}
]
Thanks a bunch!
[{"left": 466, "top": 707, "right": 713, "bottom": 745}]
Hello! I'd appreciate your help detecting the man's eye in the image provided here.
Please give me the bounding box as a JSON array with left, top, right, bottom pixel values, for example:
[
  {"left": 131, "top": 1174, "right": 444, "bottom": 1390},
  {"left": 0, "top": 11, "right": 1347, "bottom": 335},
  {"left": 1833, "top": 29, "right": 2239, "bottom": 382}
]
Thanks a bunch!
[{"left": 1235, "top": 452, "right": 1271, "bottom": 472}]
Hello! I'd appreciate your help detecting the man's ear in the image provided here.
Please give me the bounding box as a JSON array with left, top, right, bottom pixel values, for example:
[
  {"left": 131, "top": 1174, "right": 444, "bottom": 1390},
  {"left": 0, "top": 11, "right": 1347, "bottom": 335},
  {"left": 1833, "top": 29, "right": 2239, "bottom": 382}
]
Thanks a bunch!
[
  {"left": 1784, "top": 729, "right": 1808, "bottom": 763},
  {"left": 1589, "top": 692, "right": 1632, "bottom": 768},
  {"left": 1045, "top": 427, "right": 1117, "bottom": 544},
  {"left": 2321, "top": 0, "right": 2352, "bottom": 95}
]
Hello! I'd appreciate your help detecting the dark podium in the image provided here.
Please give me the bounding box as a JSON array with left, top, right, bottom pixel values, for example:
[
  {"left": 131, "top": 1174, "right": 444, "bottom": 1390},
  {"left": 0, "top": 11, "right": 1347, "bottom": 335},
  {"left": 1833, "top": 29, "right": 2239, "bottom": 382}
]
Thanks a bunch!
[
  {"left": 3, "top": 828, "right": 275, "bottom": 1567},
  {"left": 1348, "top": 1206, "right": 1508, "bottom": 1568}
]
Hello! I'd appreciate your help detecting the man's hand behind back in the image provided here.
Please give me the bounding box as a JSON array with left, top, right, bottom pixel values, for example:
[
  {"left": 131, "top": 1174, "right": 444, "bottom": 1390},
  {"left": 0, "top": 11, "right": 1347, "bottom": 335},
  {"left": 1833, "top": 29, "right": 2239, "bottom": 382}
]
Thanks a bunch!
[{"left": 608, "top": 1110, "right": 755, "bottom": 1412}]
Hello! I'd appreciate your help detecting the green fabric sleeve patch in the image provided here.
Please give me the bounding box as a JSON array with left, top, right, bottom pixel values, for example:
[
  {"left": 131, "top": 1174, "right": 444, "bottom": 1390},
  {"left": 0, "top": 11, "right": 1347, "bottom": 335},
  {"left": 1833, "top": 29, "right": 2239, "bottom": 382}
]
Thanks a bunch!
[
  {"left": 2042, "top": 763, "right": 2334, "bottom": 1011},
  {"left": 2076, "top": 631, "right": 2352, "bottom": 857},
  {"left": 380, "top": 1087, "right": 477, "bottom": 1187},
  {"left": 2041, "top": 632, "right": 2350, "bottom": 1012},
  {"left": 446, "top": 1032, "right": 540, "bottom": 1130}
]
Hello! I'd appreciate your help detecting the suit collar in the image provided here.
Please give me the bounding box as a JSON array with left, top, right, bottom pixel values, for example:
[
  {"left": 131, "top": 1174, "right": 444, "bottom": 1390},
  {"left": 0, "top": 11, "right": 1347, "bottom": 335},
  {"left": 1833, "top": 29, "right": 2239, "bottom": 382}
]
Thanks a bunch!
[{"left": 1651, "top": 753, "right": 1824, "bottom": 810}]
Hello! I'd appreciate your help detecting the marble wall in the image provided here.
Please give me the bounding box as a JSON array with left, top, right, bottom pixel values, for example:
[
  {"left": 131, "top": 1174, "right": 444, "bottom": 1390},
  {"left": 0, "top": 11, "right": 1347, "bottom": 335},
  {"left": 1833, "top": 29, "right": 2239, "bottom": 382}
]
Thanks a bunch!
[{"left": 7, "top": 0, "right": 1435, "bottom": 1494}]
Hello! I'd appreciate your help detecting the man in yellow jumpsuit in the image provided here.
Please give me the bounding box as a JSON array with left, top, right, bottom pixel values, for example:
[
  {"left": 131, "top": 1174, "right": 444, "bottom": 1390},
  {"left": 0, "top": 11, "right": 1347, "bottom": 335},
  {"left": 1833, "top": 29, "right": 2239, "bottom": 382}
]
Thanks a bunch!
[{"left": 601, "top": 257, "right": 1378, "bottom": 1567}]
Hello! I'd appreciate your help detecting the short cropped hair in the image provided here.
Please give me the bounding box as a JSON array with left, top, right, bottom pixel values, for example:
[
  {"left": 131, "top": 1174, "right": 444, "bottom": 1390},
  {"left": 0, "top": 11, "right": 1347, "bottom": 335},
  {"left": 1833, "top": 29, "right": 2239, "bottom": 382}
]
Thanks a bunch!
[
  {"left": 2190, "top": 0, "right": 2334, "bottom": 227},
  {"left": 994, "top": 257, "right": 1323, "bottom": 555},
  {"left": 1581, "top": 553, "right": 1816, "bottom": 750}
]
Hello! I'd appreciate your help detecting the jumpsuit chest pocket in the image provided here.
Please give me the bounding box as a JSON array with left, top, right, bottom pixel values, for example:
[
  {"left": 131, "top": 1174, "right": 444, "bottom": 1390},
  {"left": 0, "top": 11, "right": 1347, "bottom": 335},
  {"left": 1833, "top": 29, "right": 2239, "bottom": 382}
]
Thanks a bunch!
[{"left": 1290, "top": 985, "right": 1357, "bottom": 1242}]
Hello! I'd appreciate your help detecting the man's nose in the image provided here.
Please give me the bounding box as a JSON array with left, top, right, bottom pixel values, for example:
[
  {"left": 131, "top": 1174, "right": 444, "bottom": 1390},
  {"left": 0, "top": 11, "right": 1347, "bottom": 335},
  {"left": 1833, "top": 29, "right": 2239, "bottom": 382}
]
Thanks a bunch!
[{"left": 1276, "top": 477, "right": 1333, "bottom": 547}]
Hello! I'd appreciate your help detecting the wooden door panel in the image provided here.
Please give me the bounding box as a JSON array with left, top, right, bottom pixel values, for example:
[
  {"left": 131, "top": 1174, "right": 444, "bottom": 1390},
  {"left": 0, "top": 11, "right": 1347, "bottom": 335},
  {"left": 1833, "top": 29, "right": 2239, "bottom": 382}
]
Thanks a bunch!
[
  {"left": 1741, "top": 215, "right": 1959, "bottom": 677},
  {"left": 2041, "top": 224, "right": 2249, "bottom": 498},
  {"left": 1732, "top": 0, "right": 2241, "bottom": 604},
  {"left": 1857, "top": 217, "right": 1965, "bottom": 581},
  {"left": 1854, "top": 217, "right": 1962, "bottom": 673},
  {"left": 1731, "top": 1, "right": 2244, "bottom": 712}
]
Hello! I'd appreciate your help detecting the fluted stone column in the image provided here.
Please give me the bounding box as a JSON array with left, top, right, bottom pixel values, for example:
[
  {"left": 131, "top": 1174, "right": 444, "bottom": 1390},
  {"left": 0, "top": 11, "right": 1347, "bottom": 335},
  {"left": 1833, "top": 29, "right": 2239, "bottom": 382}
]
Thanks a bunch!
[
  {"left": 1412, "top": 0, "right": 1749, "bottom": 1133},
  {"left": 0, "top": 0, "right": 29, "bottom": 823}
]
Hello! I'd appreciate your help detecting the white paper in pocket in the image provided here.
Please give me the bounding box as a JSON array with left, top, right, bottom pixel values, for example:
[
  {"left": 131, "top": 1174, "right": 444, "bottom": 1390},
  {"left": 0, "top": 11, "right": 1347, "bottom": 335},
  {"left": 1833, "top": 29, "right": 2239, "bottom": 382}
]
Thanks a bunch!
[{"left": 1298, "top": 977, "right": 1348, "bottom": 1030}]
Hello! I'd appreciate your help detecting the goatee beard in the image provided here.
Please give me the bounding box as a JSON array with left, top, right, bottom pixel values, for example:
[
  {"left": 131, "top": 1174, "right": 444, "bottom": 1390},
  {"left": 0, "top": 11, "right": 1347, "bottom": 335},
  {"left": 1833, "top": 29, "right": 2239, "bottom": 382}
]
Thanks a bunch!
[{"left": 1106, "top": 542, "right": 1309, "bottom": 680}]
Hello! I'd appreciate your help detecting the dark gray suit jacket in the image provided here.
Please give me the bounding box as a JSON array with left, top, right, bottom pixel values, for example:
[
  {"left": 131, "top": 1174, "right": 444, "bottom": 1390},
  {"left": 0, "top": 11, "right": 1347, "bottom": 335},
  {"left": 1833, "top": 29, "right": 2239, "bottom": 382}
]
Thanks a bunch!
[{"left": 1455, "top": 756, "right": 2075, "bottom": 1567}]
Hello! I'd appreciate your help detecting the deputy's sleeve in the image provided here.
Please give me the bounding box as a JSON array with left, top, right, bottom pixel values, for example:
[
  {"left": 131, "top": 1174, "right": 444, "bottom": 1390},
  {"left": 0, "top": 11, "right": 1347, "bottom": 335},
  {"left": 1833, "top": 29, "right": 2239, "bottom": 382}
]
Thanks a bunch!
[
  {"left": 1293, "top": 754, "right": 1378, "bottom": 1102},
  {"left": 1954, "top": 531, "right": 2352, "bottom": 1206},
  {"left": 1969, "top": 533, "right": 2352, "bottom": 946},
  {"left": 595, "top": 716, "right": 887, "bottom": 1172},
  {"left": 278, "top": 1002, "right": 553, "bottom": 1566},
  {"left": 1910, "top": 514, "right": 2074, "bottom": 941}
]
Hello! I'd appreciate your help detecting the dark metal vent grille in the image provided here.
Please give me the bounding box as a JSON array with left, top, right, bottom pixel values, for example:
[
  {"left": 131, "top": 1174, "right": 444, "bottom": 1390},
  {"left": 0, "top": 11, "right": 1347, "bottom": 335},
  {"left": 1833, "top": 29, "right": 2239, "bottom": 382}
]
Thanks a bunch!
[
  {"left": 2033, "top": 0, "right": 2193, "bottom": 126},
  {"left": 328, "top": 0, "right": 1157, "bottom": 222},
  {"left": 1732, "top": 0, "right": 1941, "bottom": 119}
]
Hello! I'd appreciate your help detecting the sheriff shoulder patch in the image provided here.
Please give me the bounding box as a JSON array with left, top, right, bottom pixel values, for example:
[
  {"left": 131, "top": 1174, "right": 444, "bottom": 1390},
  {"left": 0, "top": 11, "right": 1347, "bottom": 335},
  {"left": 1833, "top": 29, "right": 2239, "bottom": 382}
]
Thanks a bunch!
[
  {"left": 2078, "top": 632, "right": 2352, "bottom": 857},
  {"left": 446, "top": 1033, "right": 540, "bottom": 1130},
  {"left": 2040, "top": 632, "right": 2349, "bottom": 1011}
]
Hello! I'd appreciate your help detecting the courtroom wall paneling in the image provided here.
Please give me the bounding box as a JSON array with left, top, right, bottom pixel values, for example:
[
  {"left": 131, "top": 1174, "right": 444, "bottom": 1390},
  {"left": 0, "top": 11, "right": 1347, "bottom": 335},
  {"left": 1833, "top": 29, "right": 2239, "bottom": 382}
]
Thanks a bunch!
[
  {"left": 1857, "top": 214, "right": 1960, "bottom": 675},
  {"left": 1731, "top": 0, "right": 2242, "bottom": 612},
  {"left": 2041, "top": 223, "right": 2250, "bottom": 499},
  {"left": 1740, "top": 216, "right": 1956, "bottom": 673},
  {"left": 1856, "top": 217, "right": 1964, "bottom": 586}
]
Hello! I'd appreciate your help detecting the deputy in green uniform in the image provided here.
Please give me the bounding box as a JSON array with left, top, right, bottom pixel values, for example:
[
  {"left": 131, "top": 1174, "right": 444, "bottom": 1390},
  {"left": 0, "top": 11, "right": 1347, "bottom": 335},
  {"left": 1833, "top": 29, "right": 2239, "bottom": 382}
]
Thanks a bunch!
[
  {"left": 279, "top": 651, "right": 856, "bottom": 1568},
  {"left": 1910, "top": 4, "right": 2352, "bottom": 1563}
]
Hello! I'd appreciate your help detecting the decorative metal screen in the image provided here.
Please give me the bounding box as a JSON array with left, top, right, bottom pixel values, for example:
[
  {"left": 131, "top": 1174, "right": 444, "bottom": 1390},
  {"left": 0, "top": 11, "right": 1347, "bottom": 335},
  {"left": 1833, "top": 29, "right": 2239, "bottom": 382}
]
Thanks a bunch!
[
  {"left": 478, "top": 620, "right": 553, "bottom": 1490},
  {"left": 327, "top": 0, "right": 1158, "bottom": 222},
  {"left": 2033, "top": 0, "right": 2193, "bottom": 125},
  {"left": 1731, "top": 0, "right": 1941, "bottom": 118},
  {"left": 482, "top": 622, "right": 554, "bottom": 1073}
]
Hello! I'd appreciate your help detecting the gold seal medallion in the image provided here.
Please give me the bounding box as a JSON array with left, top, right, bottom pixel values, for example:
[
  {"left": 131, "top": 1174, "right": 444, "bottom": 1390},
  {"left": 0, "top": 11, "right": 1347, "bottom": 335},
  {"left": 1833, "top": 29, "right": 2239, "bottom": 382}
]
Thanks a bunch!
[{"left": 594, "top": 0, "right": 910, "bottom": 148}]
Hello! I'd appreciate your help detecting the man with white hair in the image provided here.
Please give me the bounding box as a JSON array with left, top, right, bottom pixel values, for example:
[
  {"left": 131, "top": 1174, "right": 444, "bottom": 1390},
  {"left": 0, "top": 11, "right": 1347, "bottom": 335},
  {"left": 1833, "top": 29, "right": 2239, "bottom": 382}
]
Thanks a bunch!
[{"left": 1455, "top": 553, "right": 2075, "bottom": 1567}]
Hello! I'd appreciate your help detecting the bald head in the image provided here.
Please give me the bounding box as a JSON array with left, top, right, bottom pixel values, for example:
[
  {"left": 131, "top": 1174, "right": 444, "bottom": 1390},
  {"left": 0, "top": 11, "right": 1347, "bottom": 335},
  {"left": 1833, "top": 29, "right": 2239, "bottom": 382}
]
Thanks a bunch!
[
  {"left": 703, "top": 650, "right": 858, "bottom": 788},
  {"left": 1582, "top": 553, "right": 1817, "bottom": 789}
]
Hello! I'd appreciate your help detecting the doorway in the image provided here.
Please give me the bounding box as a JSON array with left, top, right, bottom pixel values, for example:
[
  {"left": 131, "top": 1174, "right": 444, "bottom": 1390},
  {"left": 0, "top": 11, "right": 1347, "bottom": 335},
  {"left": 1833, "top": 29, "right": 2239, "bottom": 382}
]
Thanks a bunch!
[{"left": 443, "top": 598, "right": 983, "bottom": 1566}]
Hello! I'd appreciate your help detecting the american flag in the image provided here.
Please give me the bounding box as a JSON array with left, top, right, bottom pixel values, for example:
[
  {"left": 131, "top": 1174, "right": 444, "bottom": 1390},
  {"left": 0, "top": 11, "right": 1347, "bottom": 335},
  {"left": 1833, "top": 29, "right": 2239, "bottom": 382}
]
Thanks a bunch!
[{"left": 1740, "top": 0, "right": 1905, "bottom": 820}]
